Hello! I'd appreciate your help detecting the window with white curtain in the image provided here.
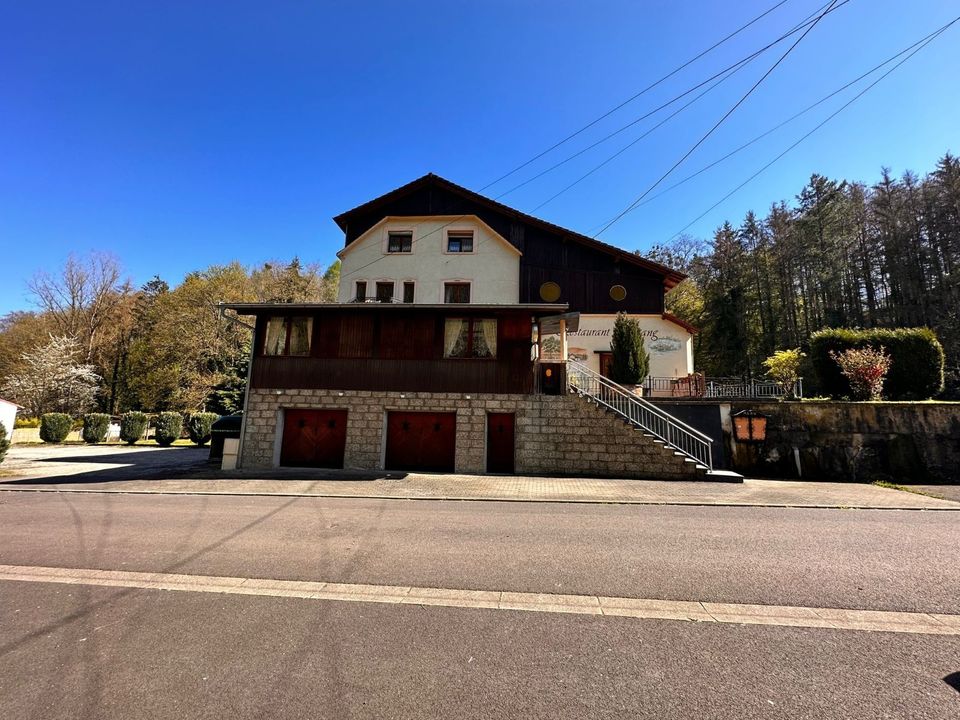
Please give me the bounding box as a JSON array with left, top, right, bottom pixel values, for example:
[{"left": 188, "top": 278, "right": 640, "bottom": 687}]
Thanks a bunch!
[
  {"left": 263, "top": 316, "right": 313, "bottom": 356},
  {"left": 443, "top": 318, "right": 496, "bottom": 358}
]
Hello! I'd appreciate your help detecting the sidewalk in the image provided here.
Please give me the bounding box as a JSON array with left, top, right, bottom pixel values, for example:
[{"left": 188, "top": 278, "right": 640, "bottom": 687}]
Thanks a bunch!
[{"left": 2, "top": 471, "right": 958, "bottom": 510}]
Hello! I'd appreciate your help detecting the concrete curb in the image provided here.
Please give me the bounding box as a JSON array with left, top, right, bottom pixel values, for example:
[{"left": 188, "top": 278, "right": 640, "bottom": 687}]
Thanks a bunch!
[{"left": 0, "top": 485, "right": 957, "bottom": 510}]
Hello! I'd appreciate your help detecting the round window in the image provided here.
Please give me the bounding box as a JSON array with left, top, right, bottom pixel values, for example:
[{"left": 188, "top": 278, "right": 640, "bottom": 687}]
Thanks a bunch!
[
  {"left": 609, "top": 284, "right": 627, "bottom": 301},
  {"left": 539, "top": 281, "right": 561, "bottom": 302}
]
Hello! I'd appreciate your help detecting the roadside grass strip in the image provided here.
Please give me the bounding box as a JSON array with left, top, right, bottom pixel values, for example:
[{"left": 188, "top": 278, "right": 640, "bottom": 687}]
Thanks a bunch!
[{"left": 1, "top": 564, "right": 957, "bottom": 636}]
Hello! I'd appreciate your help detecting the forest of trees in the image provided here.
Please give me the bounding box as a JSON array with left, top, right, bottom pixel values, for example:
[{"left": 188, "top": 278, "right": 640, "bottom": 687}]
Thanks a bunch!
[
  {"left": 648, "top": 151, "right": 960, "bottom": 396},
  {"left": 0, "top": 254, "right": 340, "bottom": 417}
]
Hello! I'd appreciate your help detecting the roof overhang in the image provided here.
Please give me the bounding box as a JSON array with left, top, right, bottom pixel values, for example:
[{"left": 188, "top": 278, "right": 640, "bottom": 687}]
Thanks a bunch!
[
  {"left": 538, "top": 312, "right": 580, "bottom": 334},
  {"left": 220, "top": 302, "right": 569, "bottom": 315}
]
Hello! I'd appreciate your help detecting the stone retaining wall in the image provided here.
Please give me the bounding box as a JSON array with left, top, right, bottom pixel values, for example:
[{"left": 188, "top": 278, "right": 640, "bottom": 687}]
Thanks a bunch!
[
  {"left": 241, "top": 389, "right": 702, "bottom": 480},
  {"left": 727, "top": 401, "right": 960, "bottom": 483}
]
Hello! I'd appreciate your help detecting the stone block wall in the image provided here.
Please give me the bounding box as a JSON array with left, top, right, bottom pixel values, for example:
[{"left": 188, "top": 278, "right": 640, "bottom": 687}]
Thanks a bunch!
[
  {"left": 241, "top": 388, "right": 705, "bottom": 480},
  {"left": 727, "top": 401, "right": 960, "bottom": 483}
]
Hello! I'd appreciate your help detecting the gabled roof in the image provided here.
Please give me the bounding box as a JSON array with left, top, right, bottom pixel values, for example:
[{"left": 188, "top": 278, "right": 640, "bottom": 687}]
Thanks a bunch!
[{"left": 333, "top": 173, "right": 686, "bottom": 290}]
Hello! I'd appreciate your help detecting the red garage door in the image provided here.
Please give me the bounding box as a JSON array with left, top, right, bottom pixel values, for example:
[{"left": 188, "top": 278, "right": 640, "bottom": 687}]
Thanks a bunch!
[
  {"left": 385, "top": 412, "right": 456, "bottom": 472},
  {"left": 280, "top": 409, "right": 348, "bottom": 468}
]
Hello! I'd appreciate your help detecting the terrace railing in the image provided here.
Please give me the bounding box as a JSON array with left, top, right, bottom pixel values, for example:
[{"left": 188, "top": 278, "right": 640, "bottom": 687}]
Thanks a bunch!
[
  {"left": 566, "top": 360, "right": 713, "bottom": 470},
  {"left": 703, "top": 378, "right": 803, "bottom": 399}
]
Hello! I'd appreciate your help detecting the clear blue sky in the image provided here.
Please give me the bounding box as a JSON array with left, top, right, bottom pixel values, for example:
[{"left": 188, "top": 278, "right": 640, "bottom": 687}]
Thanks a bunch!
[{"left": 2, "top": 0, "right": 957, "bottom": 314}]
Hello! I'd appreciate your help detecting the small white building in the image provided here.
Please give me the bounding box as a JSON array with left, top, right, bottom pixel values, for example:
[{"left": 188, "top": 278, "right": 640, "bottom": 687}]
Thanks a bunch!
[{"left": 0, "top": 398, "right": 19, "bottom": 440}]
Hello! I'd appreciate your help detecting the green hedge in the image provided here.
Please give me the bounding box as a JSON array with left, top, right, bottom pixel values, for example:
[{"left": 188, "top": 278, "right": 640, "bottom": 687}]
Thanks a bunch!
[
  {"left": 120, "top": 411, "right": 149, "bottom": 445},
  {"left": 40, "top": 413, "right": 73, "bottom": 443},
  {"left": 82, "top": 413, "right": 111, "bottom": 444},
  {"left": 154, "top": 412, "right": 183, "bottom": 446},
  {"left": 0, "top": 422, "right": 9, "bottom": 464},
  {"left": 187, "top": 412, "right": 219, "bottom": 446},
  {"left": 809, "top": 327, "right": 944, "bottom": 400}
]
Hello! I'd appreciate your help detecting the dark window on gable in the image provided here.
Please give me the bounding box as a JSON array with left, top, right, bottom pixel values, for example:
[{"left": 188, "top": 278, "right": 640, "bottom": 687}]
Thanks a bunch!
[
  {"left": 444, "top": 282, "right": 471, "bottom": 304},
  {"left": 387, "top": 232, "right": 412, "bottom": 253},
  {"left": 376, "top": 281, "right": 395, "bottom": 302},
  {"left": 263, "top": 316, "right": 313, "bottom": 356},
  {"left": 447, "top": 231, "right": 474, "bottom": 253},
  {"left": 354, "top": 281, "right": 367, "bottom": 302},
  {"left": 402, "top": 282, "right": 415, "bottom": 303}
]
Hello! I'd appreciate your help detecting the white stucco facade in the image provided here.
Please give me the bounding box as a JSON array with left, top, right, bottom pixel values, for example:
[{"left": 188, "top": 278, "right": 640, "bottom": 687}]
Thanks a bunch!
[
  {"left": 547, "top": 314, "right": 694, "bottom": 379},
  {"left": 337, "top": 216, "right": 520, "bottom": 304}
]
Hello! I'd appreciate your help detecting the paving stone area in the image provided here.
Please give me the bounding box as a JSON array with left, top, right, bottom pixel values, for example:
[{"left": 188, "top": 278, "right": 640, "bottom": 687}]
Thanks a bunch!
[{"left": 2, "top": 445, "right": 958, "bottom": 508}]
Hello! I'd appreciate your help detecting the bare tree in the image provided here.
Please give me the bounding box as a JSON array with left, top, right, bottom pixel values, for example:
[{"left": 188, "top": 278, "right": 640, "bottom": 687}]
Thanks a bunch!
[{"left": 28, "top": 253, "right": 131, "bottom": 363}]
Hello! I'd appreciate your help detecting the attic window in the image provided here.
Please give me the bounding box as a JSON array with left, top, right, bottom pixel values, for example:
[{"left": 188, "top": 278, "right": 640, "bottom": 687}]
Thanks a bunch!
[
  {"left": 387, "top": 232, "right": 413, "bottom": 253},
  {"left": 446, "top": 231, "right": 474, "bottom": 253}
]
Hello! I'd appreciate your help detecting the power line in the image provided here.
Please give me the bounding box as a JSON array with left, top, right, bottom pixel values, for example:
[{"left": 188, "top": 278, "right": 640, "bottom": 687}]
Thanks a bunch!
[
  {"left": 338, "top": 1, "right": 850, "bottom": 282},
  {"left": 594, "top": 0, "right": 842, "bottom": 238},
  {"left": 529, "top": 60, "right": 755, "bottom": 212},
  {"left": 614, "top": 22, "right": 955, "bottom": 219},
  {"left": 478, "top": 0, "right": 799, "bottom": 192},
  {"left": 665, "top": 15, "right": 960, "bottom": 242},
  {"left": 494, "top": 0, "right": 846, "bottom": 200}
]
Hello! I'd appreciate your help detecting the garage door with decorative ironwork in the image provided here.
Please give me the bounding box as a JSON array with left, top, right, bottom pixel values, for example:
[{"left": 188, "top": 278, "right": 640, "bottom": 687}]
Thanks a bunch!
[
  {"left": 385, "top": 412, "right": 456, "bottom": 472},
  {"left": 280, "top": 409, "right": 348, "bottom": 468}
]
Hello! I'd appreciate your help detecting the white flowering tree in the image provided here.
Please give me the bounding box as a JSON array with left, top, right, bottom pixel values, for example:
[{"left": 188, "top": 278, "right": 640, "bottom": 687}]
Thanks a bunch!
[{"left": 1, "top": 335, "right": 101, "bottom": 416}]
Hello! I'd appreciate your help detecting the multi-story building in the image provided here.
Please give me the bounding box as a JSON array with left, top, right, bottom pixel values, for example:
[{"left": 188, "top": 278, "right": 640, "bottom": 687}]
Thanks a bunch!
[{"left": 334, "top": 173, "right": 696, "bottom": 382}]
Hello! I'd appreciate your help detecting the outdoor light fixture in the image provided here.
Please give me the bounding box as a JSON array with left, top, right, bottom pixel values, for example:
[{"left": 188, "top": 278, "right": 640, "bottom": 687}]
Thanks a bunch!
[
  {"left": 338, "top": 392, "right": 344, "bottom": 397},
  {"left": 732, "top": 409, "right": 768, "bottom": 443},
  {"left": 464, "top": 395, "right": 471, "bottom": 400}
]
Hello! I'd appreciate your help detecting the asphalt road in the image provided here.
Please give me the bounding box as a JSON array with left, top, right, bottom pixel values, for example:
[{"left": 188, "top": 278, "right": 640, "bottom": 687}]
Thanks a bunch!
[{"left": 1, "top": 492, "right": 958, "bottom": 718}]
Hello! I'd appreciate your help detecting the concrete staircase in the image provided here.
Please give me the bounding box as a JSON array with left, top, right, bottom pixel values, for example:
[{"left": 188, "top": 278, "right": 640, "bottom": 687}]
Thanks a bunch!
[{"left": 566, "top": 360, "right": 742, "bottom": 483}]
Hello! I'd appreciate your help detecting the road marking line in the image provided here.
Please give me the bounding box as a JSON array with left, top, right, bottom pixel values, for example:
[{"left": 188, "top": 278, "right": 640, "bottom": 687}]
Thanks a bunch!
[{"left": 0, "top": 564, "right": 956, "bottom": 636}]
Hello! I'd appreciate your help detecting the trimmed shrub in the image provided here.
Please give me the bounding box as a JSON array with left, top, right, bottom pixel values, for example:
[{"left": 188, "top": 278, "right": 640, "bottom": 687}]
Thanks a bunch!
[
  {"left": 120, "top": 411, "right": 149, "bottom": 445},
  {"left": 0, "top": 422, "right": 9, "bottom": 464},
  {"left": 609, "top": 313, "right": 650, "bottom": 386},
  {"left": 809, "top": 328, "right": 944, "bottom": 400},
  {"left": 40, "top": 413, "right": 73, "bottom": 443},
  {"left": 82, "top": 413, "right": 111, "bottom": 443},
  {"left": 187, "top": 412, "right": 218, "bottom": 447},
  {"left": 830, "top": 346, "right": 892, "bottom": 401},
  {"left": 154, "top": 412, "right": 183, "bottom": 447}
]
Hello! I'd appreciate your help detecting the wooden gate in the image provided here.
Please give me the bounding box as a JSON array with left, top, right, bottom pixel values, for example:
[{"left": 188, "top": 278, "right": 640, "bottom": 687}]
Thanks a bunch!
[
  {"left": 280, "top": 409, "right": 348, "bottom": 468},
  {"left": 385, "top": 412, "right": 456, "bottom": 472}
]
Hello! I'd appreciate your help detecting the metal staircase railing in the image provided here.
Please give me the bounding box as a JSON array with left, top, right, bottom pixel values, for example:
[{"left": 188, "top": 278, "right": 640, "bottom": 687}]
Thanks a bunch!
[{"left": 566, "top": 359, "right": 714, "bottom": 470}]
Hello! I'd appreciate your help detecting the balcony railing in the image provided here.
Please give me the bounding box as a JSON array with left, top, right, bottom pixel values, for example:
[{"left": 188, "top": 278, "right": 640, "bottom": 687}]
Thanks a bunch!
[{"left": 641, "top": 374, "right": 803, "bottom": 399}]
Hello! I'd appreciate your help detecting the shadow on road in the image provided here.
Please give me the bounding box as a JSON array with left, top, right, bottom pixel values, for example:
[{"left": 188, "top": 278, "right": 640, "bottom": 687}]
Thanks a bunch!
[
  {"left": 2, "top": 445, "right": 410, "bottom": 486},
  {"left": 945, "top": 672, "right": 960, "bottom": 694}
]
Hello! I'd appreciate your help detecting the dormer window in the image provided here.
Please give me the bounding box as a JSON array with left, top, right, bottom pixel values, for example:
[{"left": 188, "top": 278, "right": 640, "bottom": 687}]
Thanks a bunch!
[
  {"left": 446, "top": 231, "right": 474, "bottom": 253},
  {"left": 387, "top": 232, "right": 413, "bottom": 253}
]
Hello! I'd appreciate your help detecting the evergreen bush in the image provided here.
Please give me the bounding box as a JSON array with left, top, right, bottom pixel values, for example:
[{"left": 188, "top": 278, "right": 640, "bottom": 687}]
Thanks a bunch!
[
  {"left": 120, "top": 411, "right": 149, "bottom": 445},
  {"left": 809, "top": 328, "right": 944, "bottom": 400},
  {"left": 0, "top": 422, "right": 9, "bottom": 464},
  {"left": 609, "top": 313, "right": 650, "bottom": 386},
  {"left": 40, "top": 413, "right": 73, "bottom": 443},
  {"left": 187, "top": 412, "right": 219, "bottom": 446},
  {"left": 154, "top": 412, "right": 183, "bottom": 446},
  {"left": 82, "top": 413, "right": 111, "bottom": 443}
]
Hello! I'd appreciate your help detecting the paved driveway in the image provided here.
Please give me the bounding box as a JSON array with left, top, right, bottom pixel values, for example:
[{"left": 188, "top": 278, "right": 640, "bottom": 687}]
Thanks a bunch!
[{"left": 1, "top": 443, "right": 210, "bottom": 483}]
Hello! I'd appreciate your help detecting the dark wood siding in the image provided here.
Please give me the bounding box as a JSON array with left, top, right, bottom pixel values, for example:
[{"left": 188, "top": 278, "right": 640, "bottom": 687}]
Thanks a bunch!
[
  {"left": 339, "top": 184, "right": 664, "bottom": 314},
  {"left": 250, "top": 308, "right": 535, "bottom": 394}
]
